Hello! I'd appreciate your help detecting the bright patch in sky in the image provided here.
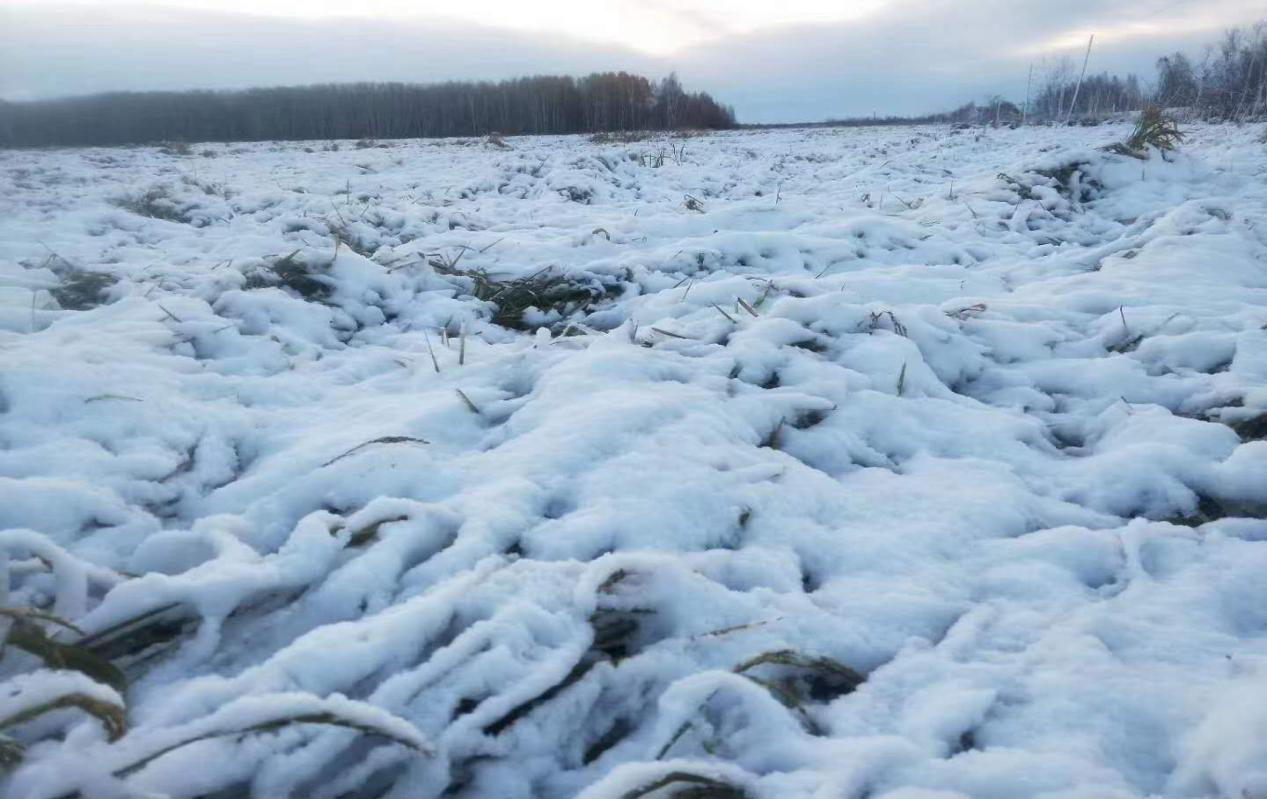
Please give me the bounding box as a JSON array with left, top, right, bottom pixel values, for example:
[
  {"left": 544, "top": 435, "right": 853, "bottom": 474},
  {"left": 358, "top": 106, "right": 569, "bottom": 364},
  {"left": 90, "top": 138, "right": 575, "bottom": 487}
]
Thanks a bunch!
[
  {"left": 38, "top": 0, "right": 891, "bottom": 54},
  {"left": 1021, "top": 0, "right": 1257, "bottom": 55},
  {"left": 3, "top": 0, "right": 1260, "bottom": 116}
]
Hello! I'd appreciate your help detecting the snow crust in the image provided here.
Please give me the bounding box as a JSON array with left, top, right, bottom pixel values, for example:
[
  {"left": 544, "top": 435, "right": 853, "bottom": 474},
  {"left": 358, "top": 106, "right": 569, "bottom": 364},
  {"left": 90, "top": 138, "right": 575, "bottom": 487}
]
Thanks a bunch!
[{"left": 1, "top": 123, "right": 1265, "bottom": 797}]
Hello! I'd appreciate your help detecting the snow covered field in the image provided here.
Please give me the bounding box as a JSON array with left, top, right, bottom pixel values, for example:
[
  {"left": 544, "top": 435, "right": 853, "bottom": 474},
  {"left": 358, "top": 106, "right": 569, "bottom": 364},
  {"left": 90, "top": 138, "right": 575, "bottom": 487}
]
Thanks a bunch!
[{"left": 1, "top": 122, "right": 1266, "bottom": 799}]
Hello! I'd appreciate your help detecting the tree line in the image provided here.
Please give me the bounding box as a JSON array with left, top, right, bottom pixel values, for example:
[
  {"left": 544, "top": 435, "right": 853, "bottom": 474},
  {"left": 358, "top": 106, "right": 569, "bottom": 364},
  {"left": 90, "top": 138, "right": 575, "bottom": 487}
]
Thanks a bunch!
[
  {"left": 841, "top": 20, "right": 1266, "bottom": 128},
  {"left": 1029, "top": 21, "right": 1265, "bottom": 122},
  {"left": 1153, "top": 24, "right": 1267, "bottom": 118},
  {"left": 754, "top": 21, "right": 1266, "bottom": 132},
  {"left": 0, "top": 72, "right": 736, "bottom": 147}
]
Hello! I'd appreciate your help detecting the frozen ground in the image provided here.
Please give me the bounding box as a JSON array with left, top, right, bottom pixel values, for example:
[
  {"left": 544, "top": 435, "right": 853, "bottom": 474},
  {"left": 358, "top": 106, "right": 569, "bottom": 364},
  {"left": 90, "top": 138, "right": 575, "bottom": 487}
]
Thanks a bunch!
[{"left": 1, "top": 122, "right": 1266, "bottom": 799}]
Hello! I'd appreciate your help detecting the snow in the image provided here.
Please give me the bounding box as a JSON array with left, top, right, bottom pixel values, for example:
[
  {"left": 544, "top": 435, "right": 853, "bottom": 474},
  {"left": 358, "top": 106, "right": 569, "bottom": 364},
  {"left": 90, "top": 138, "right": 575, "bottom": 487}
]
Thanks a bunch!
[{"left": 0, "top": 122, "right": 1265, "bottom": 798}]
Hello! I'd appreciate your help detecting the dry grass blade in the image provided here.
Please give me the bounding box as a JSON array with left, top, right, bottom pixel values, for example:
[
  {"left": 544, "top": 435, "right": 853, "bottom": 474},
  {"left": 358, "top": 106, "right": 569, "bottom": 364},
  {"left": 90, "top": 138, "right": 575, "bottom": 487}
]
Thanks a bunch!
[
  {"left": 618, "top": 771, "right": 749, "bottom": 799},
  {"left": 947, "top": 303, "right": 987, "bottom": 320},
  {"left": 76, "top": 602, "right": 186, "bottom": 658},
  {"left": 117, "top": 710, "right": 428, "bottom": 778},
  {"left": 650, "top": 327, "right": 691, "bottom": 340},
  {"left": 485, "top": 606, "right": 650, "bottom": 737},
  {"left": 655, "top": 684, "right": 722, "bottom": 760},
  {"left": 455, "top": 388, "right": 481, "bottom": 415},
  {"left": 753, "top": 280, "right": 775, "bottom": 308},
  {"left": 423, "top": 331, "right": 441, "bottom": 373},
  {"left": 868, "top": 309, "right": 908, "bottom": 337},
  {"left": 0, "top": 607, "right": 84, "bottom": 636},
  {"left": 737, "top": 673, "right": 820, "bottom": 733},
  {"left": 891, "top": 190, "right": 919, "bottom": 210},
  {"left": 50, "top": 271, "right": 118, "bottom": 311},
  {"left": 694, "top": 617, "right": 782, "bottom": 639},
  {"left": 597, "top": 569, "right": 630, "bottom": 594},
  {"left": 1108, "top": 305, "right": 1143, "bottom": 353},
  {"left": 712, "top": 304, "right": 736, "bottom": 323},
  {"left": 897, "top": 362, "right": 908, "bottom": 396},
  {"left": 7, "top": 620, "right": 127, "bottom": 693},
  {"left": 760, "top": 420, "right": 784, "bottom": 450},
  {"left": 346, "top": 515, "right": 408, "bottom": 548},
  {"left": 736, "top": 297, "right": 759, "bottom": 317},
  {"left": 0, "top": 738, "right": 23, "bottom": 769},
  {"left": 427, "top": 247, "right": 466, "bottom": 272},
  {"left": 322, "top": 436, "right": 430, "bottom": 468},
  {"left": 655, "top": 719, "right": 696, "bottom": 760},
  {"left": 244, "top": 250, "right": 333, "bottom": 302},
  {"left": 0, "top": 693, "right": 127, "bottom": 744},
  {"left": 734, "top": 649, "right": 850, "bottom": 677},
  {"left": 734, "top": 649, "right": 865, "bottom": 704},
  {"left": 484, "top": 658, "right": 595, "bottom": 737}
]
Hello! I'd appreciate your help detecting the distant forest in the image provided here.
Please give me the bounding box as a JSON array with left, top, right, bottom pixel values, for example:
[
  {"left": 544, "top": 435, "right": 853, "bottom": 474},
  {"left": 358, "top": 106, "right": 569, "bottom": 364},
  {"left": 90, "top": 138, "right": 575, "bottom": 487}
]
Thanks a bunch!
[
  {"left": 802, "top": 21, "right": 1267, "bottom": 129},
  {"left": 0, "top": 72, "right": 736, "bottom": 147},
  {"left": 2, "top": 21, "right": 1263, "bottom": 148},
  {"left": 939, "top": 21, "right": 1266, "bottom": 125}
]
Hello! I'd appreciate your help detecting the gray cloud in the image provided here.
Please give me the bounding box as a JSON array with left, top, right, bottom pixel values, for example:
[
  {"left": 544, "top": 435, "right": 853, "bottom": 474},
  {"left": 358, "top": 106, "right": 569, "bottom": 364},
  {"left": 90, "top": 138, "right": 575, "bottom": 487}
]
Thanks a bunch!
[
  {"left": 0, "top": 4, "right": 658, "bottom": 99},
  {"left": 673, "top": 0, "right": 1266, "bottom": 120},
  {"left": 2, "top": 0, "right": 1262, "bottom": 122}
]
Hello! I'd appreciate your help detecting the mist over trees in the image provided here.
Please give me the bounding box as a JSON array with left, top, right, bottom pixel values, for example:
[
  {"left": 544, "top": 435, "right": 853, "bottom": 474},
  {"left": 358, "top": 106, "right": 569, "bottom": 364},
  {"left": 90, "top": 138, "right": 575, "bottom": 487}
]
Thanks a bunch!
[
  {"left": 1027, "top": 21, "right": 1265, "bottom": 122},
  {"left": 833, "top": 20, "right": 1267, "bottom": 128},
  {"left": 0, "top": 72, "right": 736, "bottom": 147},
  {"left": 748, "top": 21, "right": 1266, "bottom": 133}
]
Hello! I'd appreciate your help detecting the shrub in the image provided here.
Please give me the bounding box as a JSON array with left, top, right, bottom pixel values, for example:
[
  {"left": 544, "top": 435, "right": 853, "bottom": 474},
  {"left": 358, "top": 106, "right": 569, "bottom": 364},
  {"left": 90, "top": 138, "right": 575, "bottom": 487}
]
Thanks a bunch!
[
  {"left": 1105, "top": 106, "right": 1185, "bottom": 158},
  {"left": 50, "top": 270, "right": 118, "bottom": 310},
  {"left": 243, "top": 250, "right": 333, "bottom": 302},
  {"left": 430, "top": 257, "right": 615, "bottom": 331},
  {"left": 590, "top": 130, "right": 650, "bottom": 144},
  {"left": 159, "top": 141, "right": 192, "bottom": 156},
  {"left": 1126, "top": 106, "right": 1185, "bottom": 151},
  {"left": 111, "top": 186, "right": 195, "bottom": 223}
]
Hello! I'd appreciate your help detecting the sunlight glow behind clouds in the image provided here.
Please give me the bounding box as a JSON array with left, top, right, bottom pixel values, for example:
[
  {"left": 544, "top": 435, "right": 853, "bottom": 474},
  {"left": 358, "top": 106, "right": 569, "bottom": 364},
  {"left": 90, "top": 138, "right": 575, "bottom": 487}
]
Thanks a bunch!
[
  {"left": 4, "top": 0, "right": 1262, "bottom": 119},
  {"left": 1022, "top": 0, "right": 1258, "bottom": 55},
  {"left": 34, "top": 0, "right": 891, "bottom": 54}
]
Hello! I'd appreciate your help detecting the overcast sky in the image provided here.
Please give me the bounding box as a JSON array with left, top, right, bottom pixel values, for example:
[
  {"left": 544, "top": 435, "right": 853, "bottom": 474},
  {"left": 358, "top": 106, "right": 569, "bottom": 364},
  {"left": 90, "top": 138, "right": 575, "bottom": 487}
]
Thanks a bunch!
[{"left": 2, "top": 0, "right": 1264, "bottom": 122}]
